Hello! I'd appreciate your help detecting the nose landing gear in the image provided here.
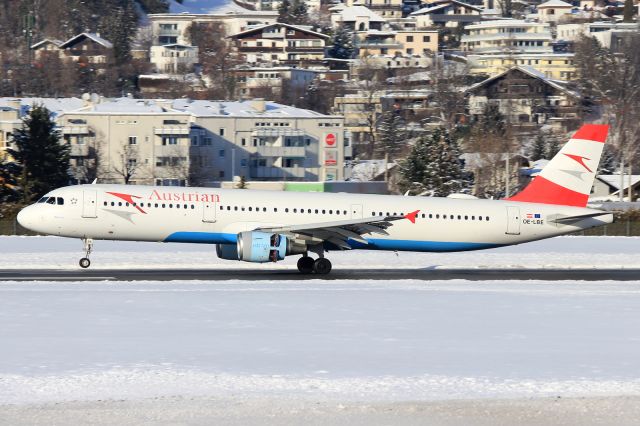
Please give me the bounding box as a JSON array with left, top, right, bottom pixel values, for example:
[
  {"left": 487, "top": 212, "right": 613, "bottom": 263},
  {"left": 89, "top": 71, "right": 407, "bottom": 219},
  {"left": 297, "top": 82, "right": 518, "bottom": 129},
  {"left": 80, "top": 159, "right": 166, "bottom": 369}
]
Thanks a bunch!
[{"left": 79, "top": 238, "right": 93, "bottom": 268}]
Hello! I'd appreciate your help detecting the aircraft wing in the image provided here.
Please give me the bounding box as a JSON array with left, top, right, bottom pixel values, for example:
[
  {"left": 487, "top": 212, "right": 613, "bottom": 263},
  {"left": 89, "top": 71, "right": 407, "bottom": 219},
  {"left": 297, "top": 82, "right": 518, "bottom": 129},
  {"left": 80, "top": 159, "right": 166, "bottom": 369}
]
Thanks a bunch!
[{"left": 255, "top": 211, "right": 419, "bottom": 250}]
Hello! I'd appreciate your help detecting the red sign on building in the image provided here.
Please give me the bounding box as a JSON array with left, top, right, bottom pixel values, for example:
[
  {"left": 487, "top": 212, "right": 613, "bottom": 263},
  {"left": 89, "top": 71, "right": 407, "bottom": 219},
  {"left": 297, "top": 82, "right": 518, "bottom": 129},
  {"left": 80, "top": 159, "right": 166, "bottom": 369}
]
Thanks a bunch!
[{"left": 325, "top": 133, "right": 336, "bottom": 146}]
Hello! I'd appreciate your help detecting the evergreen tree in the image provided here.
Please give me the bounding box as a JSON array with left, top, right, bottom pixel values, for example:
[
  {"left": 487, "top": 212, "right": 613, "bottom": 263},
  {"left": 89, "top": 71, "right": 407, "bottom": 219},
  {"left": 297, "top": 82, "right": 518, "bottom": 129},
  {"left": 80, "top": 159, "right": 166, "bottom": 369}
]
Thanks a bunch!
[
  {"left": 623, "top": 0, "right": 635, "bottom": 22},
  {"left": 290, "top": 0, "right": 309, "bottom": 25},
  {"left": 400, "top": 128, "right": 472, "bottom": 196},
  {"left": 0, "top": 161, "right": 21, "bottom": 203},
  {"left": 376, "top": 112, "right": 406, "bottom": 159},
  {"left": 7, "top": 105, "right": 70, "bottom": 203},
  {"left": 544, "top": 135, "right": 561, "bottom": 159},
  {"left": 529, "top": 131, "right": 547, "bottom": 161},
  {"left": 277, "top": 0, "right": 292, "bottom": 23},
  {"left": 328, "top": 25, "right": 354, "bottom": 60}
]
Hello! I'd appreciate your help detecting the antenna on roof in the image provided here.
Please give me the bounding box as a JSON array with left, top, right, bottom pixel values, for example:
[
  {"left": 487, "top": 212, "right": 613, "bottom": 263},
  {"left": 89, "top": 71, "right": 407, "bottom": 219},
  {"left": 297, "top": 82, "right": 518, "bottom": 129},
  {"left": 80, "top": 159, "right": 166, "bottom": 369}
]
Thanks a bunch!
[{"left": 91, "top": 179, "right": 97, "bottom": 184}]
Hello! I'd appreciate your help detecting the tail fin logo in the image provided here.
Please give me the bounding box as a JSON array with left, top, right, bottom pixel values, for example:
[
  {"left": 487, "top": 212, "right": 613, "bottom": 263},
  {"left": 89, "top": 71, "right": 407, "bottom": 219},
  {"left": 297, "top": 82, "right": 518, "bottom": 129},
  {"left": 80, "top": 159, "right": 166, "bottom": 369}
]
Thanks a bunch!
[{"left": 563, "top": 153, "right": 593, "bottom": 173}]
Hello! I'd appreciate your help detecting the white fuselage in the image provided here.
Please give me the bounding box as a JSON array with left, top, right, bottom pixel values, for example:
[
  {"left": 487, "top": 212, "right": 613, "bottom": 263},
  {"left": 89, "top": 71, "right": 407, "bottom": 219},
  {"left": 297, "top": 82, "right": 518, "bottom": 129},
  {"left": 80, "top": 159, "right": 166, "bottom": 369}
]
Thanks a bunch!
[{"left": 18, "top": 184, "right": 612, "bottom": 253}]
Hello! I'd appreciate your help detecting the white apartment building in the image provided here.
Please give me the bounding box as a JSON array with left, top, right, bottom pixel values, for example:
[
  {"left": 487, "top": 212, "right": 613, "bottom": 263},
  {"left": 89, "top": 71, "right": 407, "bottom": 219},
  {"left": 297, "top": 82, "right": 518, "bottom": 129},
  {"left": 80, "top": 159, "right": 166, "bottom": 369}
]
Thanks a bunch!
[
  {"left": 461, "top": 20, "right": 554, "bottom": 54},
  {"left": 148, "top": 3, "right": 277, "bottom": 46},
  {"left": 0, "top": 97, "right": 345, "bottom": 185}
]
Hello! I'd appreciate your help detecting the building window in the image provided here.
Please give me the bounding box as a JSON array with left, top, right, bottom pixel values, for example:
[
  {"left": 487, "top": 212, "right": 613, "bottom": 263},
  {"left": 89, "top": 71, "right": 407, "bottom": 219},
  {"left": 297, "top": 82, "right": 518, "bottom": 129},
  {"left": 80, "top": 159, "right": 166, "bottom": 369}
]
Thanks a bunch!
[
  {"left": 423, "top": 36, "right": 430, "bottom": 42},
  {"left": 191, "top": 137, "right": 199, "bottom": 146},
  {"left": 219, "top": 171, "right": 225, "bottom": 178},
  {"left": 241, "top": 138, "right": 246, "bottom": 146},
  {"left": 219, "top": 128, "right": 225, "bottom": 136},
  {"left": 406, "top": 36, "right": 414, "bottom": 42},
  {"left": 162, "top": 136, "right": 178, "bottom": 145},
  {"left": 203, "top": 137, "right": 212, "bottom": 146},
  {"left": 128, "top": 136, "right": 137, "bottom": 145},
  {"left": 219, "top": 149, "right": 225, "bottom": 157}
]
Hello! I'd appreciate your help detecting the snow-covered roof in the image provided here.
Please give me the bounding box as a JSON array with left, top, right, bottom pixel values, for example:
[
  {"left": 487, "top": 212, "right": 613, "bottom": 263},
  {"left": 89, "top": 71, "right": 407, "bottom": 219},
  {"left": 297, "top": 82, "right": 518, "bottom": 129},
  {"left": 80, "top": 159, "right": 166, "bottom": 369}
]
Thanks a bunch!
[
  {"left": 88, "top": 98, "right": 172, "bottom": 114},
  {"left": 168, "top": 0, "right": 274, "bottom": 15},
  {"left": 172, "top": 99, "right": 331, "bottom": 118},
  {"left": 60, "top": 33, "right": 113, "bottom": 49},
  {"left": 467, "top": 65, "right": 579, "bottom": 97},
  {"left": 336, "top": 6, "right": 386, "bottom": 22},
  {"left": 410, "top": 0, "right": 481, "bottom": 15},
  {"left": 0, "top": 97, "right": 86, "bottom": 116},
  {"left": 30, "top": 39, "right": 64, "bottom": 50},
  {"left": 597, "top": 175, "right": 640, "bottom": 191},
  {"left": 538, "top": 0, "right": 573, "bottom": 7},
  {"left": 229, "top": 23, "right": 330, "bottom": 39}
]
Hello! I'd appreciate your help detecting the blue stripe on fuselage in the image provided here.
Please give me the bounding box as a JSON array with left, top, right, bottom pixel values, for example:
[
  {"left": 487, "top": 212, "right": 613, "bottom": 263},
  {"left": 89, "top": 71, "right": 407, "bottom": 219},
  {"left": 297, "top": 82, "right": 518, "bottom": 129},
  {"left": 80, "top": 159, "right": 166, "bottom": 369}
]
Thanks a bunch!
[{"left": 163, "top": 231, "right": 502, "bottom": 252}]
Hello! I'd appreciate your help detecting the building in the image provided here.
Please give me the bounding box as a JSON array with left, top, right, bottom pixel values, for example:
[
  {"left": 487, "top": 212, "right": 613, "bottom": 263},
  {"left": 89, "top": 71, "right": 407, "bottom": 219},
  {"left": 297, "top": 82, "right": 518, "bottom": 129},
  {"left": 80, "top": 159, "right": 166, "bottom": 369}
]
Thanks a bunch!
[
  {"left": 233, "top": 66, "right": 317, "bottom": 99},
  {"left": 148, "top": 3, "right": 277, "bottom": 46},
  {"left": 228, "top": 23, "right": 329, "bottom": 66},
  {"left": 461, "top": 20, "right": 554, "bottom": 55},
  {"left": 31, "top": 33, "right": 113, "bottom": 69},
  {"left": 467, "top": 53, "right": 575, "bottom": 80},
  {"left": 536, "top": 0, "right": 574, "bottom": 23},
  {"left": 0, "top": 97, "right": 345, "bottom": 185},
  {"left": 331, "top": 5, "right": 387, "bottom": 32},
  {"left": 360, "top": 0, "right": 404, "bottom": 18},
  {"left": 234, "top": 0, "right": 320, "bottom": 12},
  {"left": 592, "top": 175, "right": 640, "bottom": 200},
  {"left": 409, "top": 0, "right": 482, "bottom": 29},
  {"left": 150, "top": 44, "right": 199, "bottom": 74},
  {"left": 466, "top": 66, "right": 580, "bottom": 133}
]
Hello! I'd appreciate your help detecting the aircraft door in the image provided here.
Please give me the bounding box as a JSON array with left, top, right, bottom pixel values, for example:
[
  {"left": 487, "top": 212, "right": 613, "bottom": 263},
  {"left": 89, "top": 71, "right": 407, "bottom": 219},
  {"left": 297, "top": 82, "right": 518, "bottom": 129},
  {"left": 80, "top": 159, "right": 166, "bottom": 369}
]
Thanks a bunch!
[
  {"left": 82, "top": 190, "right": 98, "bottom": 218},
  {"left": 203, "top": 200, "right": 217, "bottom": 223},
  {"left": 506, "top": 206, "right": 520, "bottom": 235},
  {"left": 350, "top": 204, "right": 363, "bottom": 219}
]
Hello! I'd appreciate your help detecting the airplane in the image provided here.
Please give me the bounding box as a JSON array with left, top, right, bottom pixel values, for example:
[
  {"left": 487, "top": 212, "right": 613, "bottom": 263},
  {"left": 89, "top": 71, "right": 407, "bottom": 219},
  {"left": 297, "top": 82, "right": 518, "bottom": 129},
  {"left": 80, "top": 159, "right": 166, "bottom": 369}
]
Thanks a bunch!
[{"left": 17, "top": 124, "right": 612, "bottom": 274}]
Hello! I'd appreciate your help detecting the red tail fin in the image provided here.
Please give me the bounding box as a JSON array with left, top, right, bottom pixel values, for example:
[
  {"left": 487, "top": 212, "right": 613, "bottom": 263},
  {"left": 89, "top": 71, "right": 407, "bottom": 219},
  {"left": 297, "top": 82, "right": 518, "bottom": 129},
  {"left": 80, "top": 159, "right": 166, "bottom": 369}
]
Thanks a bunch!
[{"left": 506, "top": 124, "right": 609, "bottom": 207}]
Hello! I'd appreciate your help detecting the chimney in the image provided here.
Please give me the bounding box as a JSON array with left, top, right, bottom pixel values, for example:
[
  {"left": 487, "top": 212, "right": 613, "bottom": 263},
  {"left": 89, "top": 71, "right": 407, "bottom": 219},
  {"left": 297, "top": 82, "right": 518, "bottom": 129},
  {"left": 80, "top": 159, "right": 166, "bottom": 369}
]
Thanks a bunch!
[{"left": 251, "top": 98, "right": 266, "bottom": 113}]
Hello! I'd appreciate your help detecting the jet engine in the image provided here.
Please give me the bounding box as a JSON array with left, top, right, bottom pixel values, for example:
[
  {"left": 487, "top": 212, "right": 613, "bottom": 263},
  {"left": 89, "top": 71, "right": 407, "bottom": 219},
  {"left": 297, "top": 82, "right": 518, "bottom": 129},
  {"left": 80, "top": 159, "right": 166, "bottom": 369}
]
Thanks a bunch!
[
  {"left": 216, "top": 243, "right": 240, "bottom": 260},
  {"left": 237, "top": 231, "right": 287, "bottom": 263}
]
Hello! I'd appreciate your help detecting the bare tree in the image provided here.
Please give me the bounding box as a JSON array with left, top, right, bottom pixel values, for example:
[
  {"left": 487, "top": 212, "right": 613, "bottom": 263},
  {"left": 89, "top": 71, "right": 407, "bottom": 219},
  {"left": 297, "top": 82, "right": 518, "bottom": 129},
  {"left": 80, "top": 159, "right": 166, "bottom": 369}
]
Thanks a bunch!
[
  {"left": 112, "top": 143, "right": 144, "bottom": 184},
  {"left": 572, "top": 33, "right": 640, "bottom": 201}
]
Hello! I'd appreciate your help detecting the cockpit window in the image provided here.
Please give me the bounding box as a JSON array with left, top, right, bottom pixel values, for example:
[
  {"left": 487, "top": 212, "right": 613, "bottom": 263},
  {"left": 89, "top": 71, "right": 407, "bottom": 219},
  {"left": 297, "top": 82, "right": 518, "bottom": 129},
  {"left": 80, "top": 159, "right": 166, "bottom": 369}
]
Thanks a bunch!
[
  {"left": 46, "top": 197, "right": 56, "bottom": 204},
  {"left": 57, "top": 197, "right": 64, "bottom": 205},
  {"left": 37, "top": 197, "right": 48, "bottom": 203}
]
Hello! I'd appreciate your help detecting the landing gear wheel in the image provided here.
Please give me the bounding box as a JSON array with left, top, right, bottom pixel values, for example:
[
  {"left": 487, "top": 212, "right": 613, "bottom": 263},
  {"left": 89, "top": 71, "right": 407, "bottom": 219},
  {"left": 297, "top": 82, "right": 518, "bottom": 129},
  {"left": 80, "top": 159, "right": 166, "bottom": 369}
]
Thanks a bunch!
[
  {"left": 297, "top": 256, "right": 315, "bottom": 274},
  {"left": 313, "top": 258, "right": 332, "bottom": 275},
  {"left": 79, "top": 258, "right": 91, "bottom": 268},
  {"left": 79, "top": 238, "right": 93, "bottom": 269}
]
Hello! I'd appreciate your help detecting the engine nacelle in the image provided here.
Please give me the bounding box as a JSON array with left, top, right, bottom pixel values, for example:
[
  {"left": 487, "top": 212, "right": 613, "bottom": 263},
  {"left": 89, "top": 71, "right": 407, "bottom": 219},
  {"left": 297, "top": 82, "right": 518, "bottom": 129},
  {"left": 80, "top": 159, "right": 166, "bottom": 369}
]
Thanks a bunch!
[
  {"left": 216, "top": 243, "right": 239, "bottom": 260},
  {"left": 237, "top": 231, "right": 287, "bottom": 263}
]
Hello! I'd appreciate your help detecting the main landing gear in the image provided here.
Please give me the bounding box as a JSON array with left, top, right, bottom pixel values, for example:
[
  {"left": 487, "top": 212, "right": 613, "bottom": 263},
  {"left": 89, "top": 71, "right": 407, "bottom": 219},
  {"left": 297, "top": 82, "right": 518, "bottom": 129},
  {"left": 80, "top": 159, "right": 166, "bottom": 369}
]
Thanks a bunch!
[
  {"left": 297, "top": 255, "right": 332, "bottom": 275},
  {"left": 79, "top": 238, "right": 93, "bottom": 268}
]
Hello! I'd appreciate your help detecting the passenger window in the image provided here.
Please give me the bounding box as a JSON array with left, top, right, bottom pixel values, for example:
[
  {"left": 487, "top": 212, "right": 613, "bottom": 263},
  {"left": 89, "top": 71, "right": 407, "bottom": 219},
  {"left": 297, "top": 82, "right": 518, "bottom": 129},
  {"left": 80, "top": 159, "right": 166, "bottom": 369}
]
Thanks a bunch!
[
  {"left": 274, "top": 208, "right": 278, "bottom": 212},
  {"left": 155, "top": 203, "right": 159, "bottom": 208},
  {"left": 465, "top": 216, "right": 468, "bottom": 220},
  {"left": 472, "top": 216, "right": 475, "bottom": 220},
  {"left": 322, "top": 209, "right": 326, "bottom": 214},
  {"left": 176, "top": 204, "right": 180, "bottom": 209},
  {"left": 336, "top": 210, "right": 340, "bottom": 215},
  {"left": 118, "top": 202, "right": 122, "bottom": 206},
  {"left": 344, "top": 210, "right": 347, "bottom": 215},
  {"left": 315, "top": 209, "right": 318, "bottom": 214},
  {"left": 191, "top": 205, "right": 195, "bottom": 209},
  {"left": 103, "top": 202, "right": 107, "bottom": 206},
  {"left": 479, "top": 216, "right": 483, "bottom": 221},
  {"left": 329, "top": 210, "right": 333, "bottom": 214},
  {"left": 293, "top": 208, "right": 297, "bottom": 213},
  {"left": 486, "top": 216, "right": 490, "bottom": 221},
  {"left": 249, "top": 207, "right": 253, "bottom": 211},
  {"left": 436, "top": 214, "right": 439, "bottom": 219},
  {"left": 263, "top": 207, "right": 267, "bottom": 212},
  {"left": 220, "top": 206, "right": 224, "bottom": 210},
  {"left": 457, "top": 215, "right": 461, "bottom": 220},
  {"left": 450, "top": 215, "right": 454, "bottom": 219},
  {"left": 307, "top": 209, "right": 312, "bottom": 213},
  {"left": 227, "top": 206, "right": 231, "bottom": 210},
  {"left": 241, "top": 207, "right": 245, "bottom": 211},
  {"left": 162, "top": 204, "right": 166, "bottom": 208},
  {"left": 169, "top": 204, "right": 173, "bottom": 208},
  {"left": 421, "top": 214, "right": 425, "bottom": 218},
  {"left": 285, "top": 208, "right": 289, "bottom": 213},
  {"left": 429, "top": 214, "right": 433, "bottom": 219},
  {"left": 234, "top": 206, "right": 238, "bottom": 211}
]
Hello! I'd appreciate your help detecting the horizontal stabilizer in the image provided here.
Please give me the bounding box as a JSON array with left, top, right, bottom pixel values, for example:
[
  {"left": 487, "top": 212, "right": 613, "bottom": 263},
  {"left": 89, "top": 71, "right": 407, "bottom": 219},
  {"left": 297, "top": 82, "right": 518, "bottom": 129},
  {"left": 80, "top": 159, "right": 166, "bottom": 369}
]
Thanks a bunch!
[{"left": 550, "top": 211, "right": 613, "bottom": 224}]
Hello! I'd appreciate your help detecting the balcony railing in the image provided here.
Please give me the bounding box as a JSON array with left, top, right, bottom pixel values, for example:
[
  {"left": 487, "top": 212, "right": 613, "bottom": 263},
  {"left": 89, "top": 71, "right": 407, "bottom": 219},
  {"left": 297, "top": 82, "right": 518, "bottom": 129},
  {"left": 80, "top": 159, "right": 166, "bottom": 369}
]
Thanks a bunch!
[
  {"left": 61, "top": 125, "right": 90, "bottom": 135},
  {"left": 158, "top": 29, "right": 180, "bottom": 36},
  {"left": 255, "top": 146, "right": 306, "bottom": 157},
  {"left": 250, "top": 166, "right": 306, "bottom": 179},
  {"left": 154, "top": 127, "right": 190, "bottom": 135},
  {"left": 252, "top": 128, "right": 305, "bottom": 137}
]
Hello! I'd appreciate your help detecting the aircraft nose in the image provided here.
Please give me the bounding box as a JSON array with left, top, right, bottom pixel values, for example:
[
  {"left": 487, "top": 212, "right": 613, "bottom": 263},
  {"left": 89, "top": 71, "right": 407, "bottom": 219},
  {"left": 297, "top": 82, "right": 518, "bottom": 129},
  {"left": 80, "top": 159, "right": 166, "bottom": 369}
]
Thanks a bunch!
[{"left": 17, "top": 206, "right": 35, "bottom": 230}]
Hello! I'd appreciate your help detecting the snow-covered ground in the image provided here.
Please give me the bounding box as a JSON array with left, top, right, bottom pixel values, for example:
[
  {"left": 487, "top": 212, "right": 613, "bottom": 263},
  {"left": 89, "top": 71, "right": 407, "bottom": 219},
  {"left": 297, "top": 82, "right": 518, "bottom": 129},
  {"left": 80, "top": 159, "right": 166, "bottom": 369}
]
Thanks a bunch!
[
  {"left": 1, "top": 236, "right": 640, "bottom": 424},
  {"left": 1, "top": 235, "right": 639, "bottom": 270}
]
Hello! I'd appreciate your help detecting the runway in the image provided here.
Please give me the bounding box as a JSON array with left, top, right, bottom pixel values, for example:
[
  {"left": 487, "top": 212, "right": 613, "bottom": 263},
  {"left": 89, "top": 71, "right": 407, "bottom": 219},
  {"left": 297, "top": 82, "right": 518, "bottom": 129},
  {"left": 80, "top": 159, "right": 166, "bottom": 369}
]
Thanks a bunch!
[{"left": 2, "top": 268, "right": 639, "bottom": 281}]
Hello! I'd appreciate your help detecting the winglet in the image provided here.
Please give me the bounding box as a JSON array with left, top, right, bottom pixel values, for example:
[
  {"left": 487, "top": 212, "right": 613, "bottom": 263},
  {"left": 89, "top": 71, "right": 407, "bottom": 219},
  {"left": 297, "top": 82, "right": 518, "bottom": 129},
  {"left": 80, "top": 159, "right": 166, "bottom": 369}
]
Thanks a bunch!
[{"left": 405, "top": 210, "right": 420, "bottom": 224}]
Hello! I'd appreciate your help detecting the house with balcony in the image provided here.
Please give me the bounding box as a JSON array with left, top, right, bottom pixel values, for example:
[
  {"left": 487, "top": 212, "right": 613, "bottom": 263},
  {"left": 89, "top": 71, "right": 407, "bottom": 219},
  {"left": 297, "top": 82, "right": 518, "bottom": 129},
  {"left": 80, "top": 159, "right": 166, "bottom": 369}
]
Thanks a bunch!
[
  {"left": 461, "top": 20, "right": 553, "bottom": 55},
  {"left": 331, "top": 5, "right": 387, "bottom": 32},
  {"left": 148, "top": 2, "right": 277, "bottom": 46},
  {"left": 467, "top": 52, "right": 575, "bottom": 80},
  {"left": 59, "top": 33, "right": 114, "bottom": 67},
  {"left": 537, "top": 0, "right": 574, "bottom": 23},
  {"left": 149, "top": 44, "right": 199, "bottom": 74},
  {"left": 410, "top": 0, "right": 482, "bottom": 29},
  {"left": 234, "top": 66, "right": 317, "bottom": 99},
  {"left": 360, "top": 0, "right": 404, "bottom": 19},
  {"left": 466, "top": 65, "right": 580, "bottom": 134},
  {"left": 228, "top": 23, "right": 330, "bottom": 66}
]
